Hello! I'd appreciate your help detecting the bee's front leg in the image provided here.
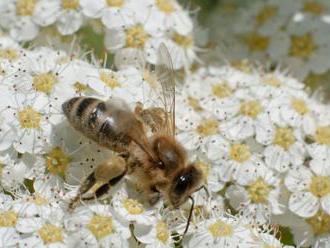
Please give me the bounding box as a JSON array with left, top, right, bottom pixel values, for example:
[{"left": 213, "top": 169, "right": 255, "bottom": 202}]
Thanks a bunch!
[{"left": 69, "top": 155, "right": 127, "bottom": 210}]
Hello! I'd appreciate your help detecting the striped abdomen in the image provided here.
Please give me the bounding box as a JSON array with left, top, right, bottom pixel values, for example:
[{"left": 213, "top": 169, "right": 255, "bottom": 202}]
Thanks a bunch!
[{"left": 62, "top": 97, "right": 133, "bottom": 152}]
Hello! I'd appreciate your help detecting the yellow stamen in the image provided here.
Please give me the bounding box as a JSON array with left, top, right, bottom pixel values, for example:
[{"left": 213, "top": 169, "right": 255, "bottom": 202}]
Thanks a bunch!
[
  {"left": 244, "top": 33, "right": 270, "bottom": 51},
  {"left": 33, "top": 72, "right": 57, "bottom": 94},
  {"left": 156, "top": 221, "right": 170, "bottom": 244},
  {"left": 196, "top": 119, "right": 219, "bottom": 137},
  {"left": 38, "top": 224, "right": 63, "bottom": 244},
  {"left": 314, "top": 126, "right": 330, "bottom": 146},
  {"left": 310, "top": 176, "right": 330, "bottom": 198},
  {"left": 306, "top": 210, "right": 330, "bottom": 235},
  {"left": 16, "top": 0, "right": 36, "bottom": 16},
  {"left": 87, "top": 215, "right": 114, "bottom": 240},
  {"left": 125, "top": 25, "right": 149, "bottom": 48},
  {"left": 240, "top": 100, "right": 262, "bottom": 119},
  {"left": 230, "top": 143, "right": 251, "bottom": 163},
  {"left": 247, "top": 178, "right": 272, "bottom": 203},
  {"left": 123, "top": 198, "right": 144, "bottom": 215},
  {"left": 0, "top": 211, "right": 18, "bottom": 227},
  {"left": 208, "top": 220, "right": 233, "bottom": 237},
  {"left": 290, "top": 34, "right": 316, "bottom": 59},
  {"left": 274, "top": 127, "right": 295, "bottom": 150},
  {"left": 45, "top": 147, "right": 71, "bottom": 177},
  {"left": 18, "top": 107, "right": 42, "bottom": 129}
]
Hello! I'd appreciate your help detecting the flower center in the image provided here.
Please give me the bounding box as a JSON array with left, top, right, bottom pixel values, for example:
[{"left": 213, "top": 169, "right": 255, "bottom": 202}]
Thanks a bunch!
[
  {"left": 262, "top": 74, "right": 281, "bottom": 87},
  {"left": 247, "top": 178, "right": 272, "bottom": 204},
  {"left": 0, "top": 48, "right": 19, "bottom": 60},
  {"left": 123, "top": 198, "right": 144, "bottom": 215},
  {"left": 61, "top": 0, "right": 79, "bottom": 10},
  {"left": 314, "top": 126, "right": 330, "bottom": 146},
  {"left": 212, "top": 83, "right": 233, "bottom": 98},
  {"left": 16, "top": 0, "right": 36, "bottom": 16},
  {"left": 100, "top": 71, "right": 121, "bottom": 89},
  {"left": 255, "top": 5, "right": 278, "bottom": 26},
  {"left": 290, "top": 34, "right": 316, "bottom": 59},
  {"left": 45, "top": 147, "right": 71, "bottom": 177},
  {"left": 274, "top": 127, "right": 295, "bottom": 150},
  {"left": 172, "top": 33, "right": 193, "bottom": 48},
  {"left": 33, "top": 72, "right": 57, "bottom": 94},
  {"left": 307, "top": 211, "right": 330, "bottom": 235},
  {"left": 125, "top": 25, "right": 149, "bottom": 48},
  {"left": 28, "top": 194, "right": 48, "bottom": 205},
  {"left": 240, "top": 100, "right": 262, "bottom": 119},
  {"left": 303, "top": 2, "right": 325, "bottom": 15},
  {"left": 244, "top": 33, "right": 270, "bottom": 51},
  {"left": 310, "top": 176, "right": 330, "bottom": 198},
  {"left": 196, "top": 119, "right": 219, "bottom": 137},
  {"left": 18, "top": 107, "right": 42, "bottom": 129},
  {"left": 106, "top": 0, "right": 123, "bottom": 7},
  {"left": 156, "top": 221, "right": 170, "bottom": 244},
  {"left": 291, "top": 98, "right": 309, "bottom": 115},
  {"left": 230, "top": 60, "right": 252, "bottom": 73},
  {"left": 0, "top": 211, "right": 18, "bottom": 227},
  {"left": 187, "top": 96, "right": 203, "bottom": 112},
  {"left": 38, "top": 224, "right": 63, "bottom": 244},
  {"left": 195, "top": 161, "right": 210, "bottom": 182},
  {"left": 156, "top": 0, "right": 175, "bottom": 13},
  {"left": 87, "top": 215, "right": 114, "bottom": 240},
  {"left": 73, "top": 81, "right": 89, "bottom": 93},
  {"left": 208, "top": 220, "right": 233, "bottom": 237},
  {"left": 230, "top": 143, "right": 251, "bottom": 163}
]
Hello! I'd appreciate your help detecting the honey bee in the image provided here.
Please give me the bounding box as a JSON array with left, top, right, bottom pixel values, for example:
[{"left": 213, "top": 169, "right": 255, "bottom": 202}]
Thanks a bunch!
[{"left": 62, "top": 44, "right": 204, "bottom": 236}]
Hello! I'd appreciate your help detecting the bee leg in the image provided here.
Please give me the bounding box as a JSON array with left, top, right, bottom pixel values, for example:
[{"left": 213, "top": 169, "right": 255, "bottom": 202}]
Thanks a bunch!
[
  {"left": 147, "top": 185, "right": 161, "bottom": 206},
  {"left": 68, "top": 155, "right": 127, "bottom": 210}
]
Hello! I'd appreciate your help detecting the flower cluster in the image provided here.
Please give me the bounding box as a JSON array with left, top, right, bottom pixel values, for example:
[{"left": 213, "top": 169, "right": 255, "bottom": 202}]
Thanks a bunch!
[
  {"left": 0, "top": 35, "right": 294, "bottom": 247},
  {"left": 0, "top": 0, "right": 197, "bottom": 70},
  {"left": 208, "top": 0, "right": 330, "bottom": 81}
]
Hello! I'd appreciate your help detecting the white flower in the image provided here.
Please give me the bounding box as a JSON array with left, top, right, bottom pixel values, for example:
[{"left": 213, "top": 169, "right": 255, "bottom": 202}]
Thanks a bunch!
[
  {"left": 285, "top": 165, "right": 330, "bottom": 218},
  {"left": 17, "top": 208, "right": 70, "bottom": 247},
  {"left": 226, "top": 165, "right": 284, "bottom": 224},
  {"left": 148, "top": 0, "right": 193, "bottom": 36},
  {"left": 0, "top": 0, "right": 39, "bottom": 41},
  {"left": 80, "top": 0, "right": 148, "bottom": 29},
  {"left": 184, "top": 214, "right": 255, "bottom": 248},
  {"left": 112, "top": 186, "right": 155, "bottom": 226},
  {"left": 0, "top": 88, "right": 52, "bottom": 154},
  {"left": 0, "top": 148, "right": 28, "bottom": 190},
  {"left": 64, "top": 204, "right": 130, "bottom": 248},
  {"left": 34, "top": 0, "right": 84, "bottom": 35},
  {"left": 135, "top": 216, "right": 175, "bottom": 248},
  {"left": 263, "top": 125, "right": 306, "bottom": 173}
]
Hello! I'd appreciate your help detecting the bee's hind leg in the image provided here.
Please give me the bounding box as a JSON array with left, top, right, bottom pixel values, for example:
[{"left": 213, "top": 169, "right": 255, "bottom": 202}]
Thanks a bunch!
[{"left": 69, "top": 155, "right": 127, "bottom": 210}]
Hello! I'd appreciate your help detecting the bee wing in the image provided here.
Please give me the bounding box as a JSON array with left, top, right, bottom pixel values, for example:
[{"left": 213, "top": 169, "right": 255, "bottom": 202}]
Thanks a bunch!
[
  {"left": 155, "top": 43, "right": 176, "bottom": 136},
  {"left": 105, "top": 98, "right": 157, "bottom": 161}
]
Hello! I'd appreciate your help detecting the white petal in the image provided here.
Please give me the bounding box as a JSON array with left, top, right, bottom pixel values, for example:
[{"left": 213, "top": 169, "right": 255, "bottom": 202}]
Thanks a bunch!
[
  {"left": 33, "top": 0, "right": 59, "bottom": 26},
  {"left": 264, "top": 145, "right": 290, "bottom": 173},
  {"left": 16, "top": 217, "right": 43, "bottom": 233},
  {"left": 56, "top": 11, "right": 83, "bottom": 35},
  {"left": 289, "top": 191, "right": 319, "bottom": 218},
  {"left": 221, "top": 116, "right": 254, "bottom": 140},
  {"left": 10, "top": 17, "right": 39, "bottom": 41},
  {"left": 225, "top": 185, "right": 249, "bottom": 210},
  {"left": 321, "top": 194, "right": 330, "bottom": 215},
  {"left": 285, "top": 166, "right": 312, "bottom": 192},
  {"left": 80, "top": 0, "right": 105, "bottom": 18}
]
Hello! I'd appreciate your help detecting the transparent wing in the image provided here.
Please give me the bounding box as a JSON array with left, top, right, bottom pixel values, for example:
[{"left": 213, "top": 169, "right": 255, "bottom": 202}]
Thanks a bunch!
[{"left": 155, "top": 43, "right": 176, "bottom": 136}]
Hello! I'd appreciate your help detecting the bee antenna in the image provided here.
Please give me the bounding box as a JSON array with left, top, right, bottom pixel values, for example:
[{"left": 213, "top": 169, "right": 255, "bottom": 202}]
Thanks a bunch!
[{"left": 182, "top": 196, "right": 194, "bottom": 239}]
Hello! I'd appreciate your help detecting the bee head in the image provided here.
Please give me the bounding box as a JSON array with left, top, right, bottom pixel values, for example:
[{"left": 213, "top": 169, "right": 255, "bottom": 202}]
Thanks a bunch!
[{"left": 168, "top": 165, "right": 203, "bottom": 208}]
